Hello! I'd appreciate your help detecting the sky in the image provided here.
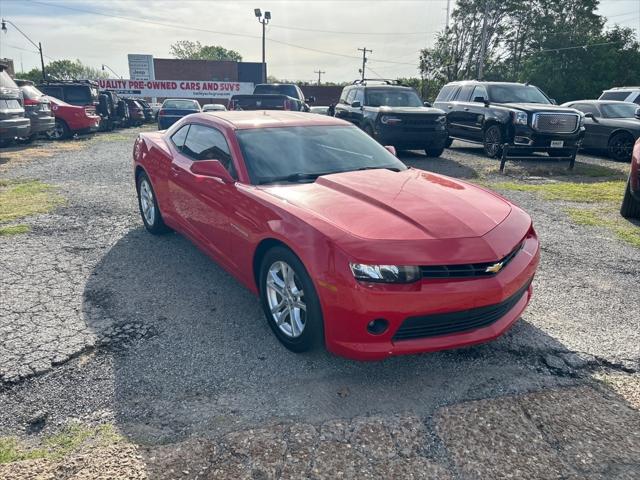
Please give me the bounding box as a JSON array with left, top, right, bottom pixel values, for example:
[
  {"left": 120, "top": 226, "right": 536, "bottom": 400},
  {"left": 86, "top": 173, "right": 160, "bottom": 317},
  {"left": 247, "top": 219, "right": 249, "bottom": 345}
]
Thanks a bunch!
[{"left": 1, "top": 0, "right": 639, "bottom": 83}]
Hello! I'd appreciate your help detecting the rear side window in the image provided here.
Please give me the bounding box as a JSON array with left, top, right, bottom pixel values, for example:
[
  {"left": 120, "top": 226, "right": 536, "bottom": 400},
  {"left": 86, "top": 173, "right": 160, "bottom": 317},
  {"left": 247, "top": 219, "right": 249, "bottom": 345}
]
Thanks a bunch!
[
  {"left": 171, "top": 125, "right": 190, "bottom": 148},
  {"left": 181, "top": 124, "right": 235, "bottom": 176},
  {"left": 435, "top": 85, "right": 456, "bottom": 102},
  {"left": 571, "top": 103, "right": 600, "bottom": 116},
  {"left": 456, "top": 85, "right": 475, "bottom": 102},
  {"left": 599, "top": 91, "right": 631, "bottom": 101},
  {"left": 41, "top": 86, "right": 64, "bottom": 99},
  {"left": 63, "top": 86, "right": 91, "bottom": 104}
]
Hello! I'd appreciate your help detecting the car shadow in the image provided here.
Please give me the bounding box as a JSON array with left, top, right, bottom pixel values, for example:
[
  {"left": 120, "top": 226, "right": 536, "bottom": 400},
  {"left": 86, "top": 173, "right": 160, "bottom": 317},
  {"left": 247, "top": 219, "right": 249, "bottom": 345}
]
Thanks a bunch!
[
  {"left": 398, "top": 150, "right": 480, "bottom": 179},
  {"left": 83, "top": 227, "right": 586, "bottom": 445}
]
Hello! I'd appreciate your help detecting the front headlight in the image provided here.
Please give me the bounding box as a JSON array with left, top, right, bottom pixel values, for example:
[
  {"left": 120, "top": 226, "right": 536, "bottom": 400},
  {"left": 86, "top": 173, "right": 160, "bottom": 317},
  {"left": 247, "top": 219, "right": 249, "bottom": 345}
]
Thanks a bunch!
[
  {"left": 513, "top": 112, "right": 528, "bottom": 126},
  {"left": 349, "top": 263, "right": 421, "bottom": 283},
  {"left": 380, "top": 115, "right": 402, "bottom": 125},
  {"left": 579, "top": 114, "right": 586, "bottom": 127}
]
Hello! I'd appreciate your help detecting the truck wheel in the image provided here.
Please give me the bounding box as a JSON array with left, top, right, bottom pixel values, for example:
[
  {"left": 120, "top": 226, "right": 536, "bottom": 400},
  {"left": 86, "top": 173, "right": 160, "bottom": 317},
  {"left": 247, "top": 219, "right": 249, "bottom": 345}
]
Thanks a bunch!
[
  {"left": 46, "top": 120, "right": 70, "bottom": 140},
  {"left": 483, "top": 125, "right": 503, "bottom": 158},
  {"left": 620, "top": 179, "right": 640, "bottom": 219},
  {"left": 608, "top": 132, "right": 634, "bottom": 162},
  {"left": 425, "top": 147, "right": 444, "bottom": 157}
]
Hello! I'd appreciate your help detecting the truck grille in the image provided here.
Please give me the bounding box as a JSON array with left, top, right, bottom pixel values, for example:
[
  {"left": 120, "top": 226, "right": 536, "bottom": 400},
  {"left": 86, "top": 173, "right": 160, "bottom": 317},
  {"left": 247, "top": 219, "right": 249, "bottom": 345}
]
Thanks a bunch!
[
  {"left": 392, "top": 279, "right": 532, "bottom": 341},
  {"left": 532, "top": 113, "right": 579, "bottom": 134},
  {"left": 399, "top": 115, "right": 438, "bottom": 133}
]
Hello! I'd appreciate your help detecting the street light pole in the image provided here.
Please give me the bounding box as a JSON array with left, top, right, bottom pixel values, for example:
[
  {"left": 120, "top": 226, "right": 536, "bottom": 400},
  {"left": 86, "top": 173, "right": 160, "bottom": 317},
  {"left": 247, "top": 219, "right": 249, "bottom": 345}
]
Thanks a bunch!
[
  {"left": 254, "top": 9, "right": 271, "bottom": 83},
  {"left": 1, "top": 19, "right": 47, "bottom": 82},
  {"left": 102, "top": 64, "right": 122, "bottom": 79}
]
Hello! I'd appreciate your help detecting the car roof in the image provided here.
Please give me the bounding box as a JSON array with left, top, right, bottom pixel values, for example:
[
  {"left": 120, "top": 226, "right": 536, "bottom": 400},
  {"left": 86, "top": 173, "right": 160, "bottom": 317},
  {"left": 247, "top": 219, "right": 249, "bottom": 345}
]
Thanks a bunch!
[
  {"left": 603, "top": 87, "right": 640, "bottom": 91},
  {"left": 196, "top": 110, "right": 349, "bottom": 130},
  {"left": 565, "top": 100, "right": 635, "bottom": 104}
]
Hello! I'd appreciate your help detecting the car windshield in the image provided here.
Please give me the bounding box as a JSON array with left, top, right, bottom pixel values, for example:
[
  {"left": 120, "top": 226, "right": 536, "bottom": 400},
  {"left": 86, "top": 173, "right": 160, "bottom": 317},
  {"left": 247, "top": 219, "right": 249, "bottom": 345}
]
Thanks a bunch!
[
  {"left": 600, "top": 103, "right": 639, "bottom": 118},
  {"left": 236, "top": 125, "right": 407, "bottom": 185},
  {"left": 366, "top": 88, "right": 423, "bottom": 107},
  {"left": 163, "top": 100, "right": 199, "bottom": 110},
  {"left": 487, "top": 84, "right": 551, "bottom": 104},
  {"left": 253, "top": 84, "right": 298, "bottom": 98}
]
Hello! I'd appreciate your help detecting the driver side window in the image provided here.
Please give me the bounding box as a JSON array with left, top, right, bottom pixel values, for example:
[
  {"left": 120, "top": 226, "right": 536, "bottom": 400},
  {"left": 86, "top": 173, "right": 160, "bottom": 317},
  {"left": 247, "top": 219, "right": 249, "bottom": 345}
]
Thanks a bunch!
[
  {"left": 177, "top": 124, "right": 237, "bottom": 179},
  {"left": 472, "top": 85, "right": 488, "bottom": 102},
  {"left": 345, "top": 89, "right": 357, "bottom": 105}
]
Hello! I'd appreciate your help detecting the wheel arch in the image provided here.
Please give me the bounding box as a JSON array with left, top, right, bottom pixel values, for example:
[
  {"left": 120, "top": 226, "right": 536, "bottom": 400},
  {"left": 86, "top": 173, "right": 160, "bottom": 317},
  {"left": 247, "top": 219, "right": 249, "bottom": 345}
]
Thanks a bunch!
[
  {"left": 607, "top": 128, "right": 635, "bottom": 144},
  {"left": 252, "top": 237, "right": 299, "bottom": 292}
]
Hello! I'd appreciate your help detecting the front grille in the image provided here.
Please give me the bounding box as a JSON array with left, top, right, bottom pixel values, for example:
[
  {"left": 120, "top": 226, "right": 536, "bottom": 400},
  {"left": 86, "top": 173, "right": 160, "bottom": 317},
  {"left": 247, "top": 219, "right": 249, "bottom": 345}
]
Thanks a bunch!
[
  {"left": 392, "top": 279, "right": 532, "bottom": 341},
  {"left": 398, "top": 115, "right": 438, "bottom": 132},
  {"left": 420, "top": 242, "right": 523, "bottom": 279},
  {"left": 532, "top": 113, "right": 579, "bottom": 134}
]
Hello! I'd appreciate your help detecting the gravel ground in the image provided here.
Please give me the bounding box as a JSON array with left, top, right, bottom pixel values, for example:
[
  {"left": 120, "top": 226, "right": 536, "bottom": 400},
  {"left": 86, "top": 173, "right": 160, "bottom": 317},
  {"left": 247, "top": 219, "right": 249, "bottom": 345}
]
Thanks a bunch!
[{"left": 0, "top": 131, "right": 639, "bottom": 478}]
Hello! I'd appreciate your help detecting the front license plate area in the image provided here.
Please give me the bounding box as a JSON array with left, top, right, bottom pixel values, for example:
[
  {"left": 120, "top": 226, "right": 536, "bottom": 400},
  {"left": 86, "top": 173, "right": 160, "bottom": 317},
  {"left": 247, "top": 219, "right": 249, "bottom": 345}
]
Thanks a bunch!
[{"left": 551, "top": 140, "right": 564, "bottom": 148}]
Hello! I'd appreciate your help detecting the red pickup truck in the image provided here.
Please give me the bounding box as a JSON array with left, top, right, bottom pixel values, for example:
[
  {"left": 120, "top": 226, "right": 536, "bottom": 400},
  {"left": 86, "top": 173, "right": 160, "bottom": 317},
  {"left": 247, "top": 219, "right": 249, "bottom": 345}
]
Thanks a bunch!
[{"left": 45, "top": 96, "right": 100, "bottom": 140}]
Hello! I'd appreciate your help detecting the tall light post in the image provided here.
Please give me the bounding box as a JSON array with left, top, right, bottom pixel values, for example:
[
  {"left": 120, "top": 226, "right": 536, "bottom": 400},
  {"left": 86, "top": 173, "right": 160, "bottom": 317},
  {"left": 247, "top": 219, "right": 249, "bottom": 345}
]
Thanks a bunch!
[
  {"left": 1, "top": 18, "right": 46, "bottom": 82},
  {"left": 102, "top": 64, "right": 122, "bottom": 79},
  {"left": 254, "top": 8, "right": 271, "bottom": 83}
]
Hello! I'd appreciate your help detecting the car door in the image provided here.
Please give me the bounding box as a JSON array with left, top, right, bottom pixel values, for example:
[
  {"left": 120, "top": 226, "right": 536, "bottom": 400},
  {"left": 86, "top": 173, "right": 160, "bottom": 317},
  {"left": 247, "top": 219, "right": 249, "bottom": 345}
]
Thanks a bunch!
[
  {"left": 571, "top": 103, "right": 606, "bottom": 149},
  {"left": 168, "top": 123, "right": 239, "bottom": 265},
  {"left": 334, "top": 87, "right": 353, "bottom": 122},
  {"left": 464, "top": 85, "right": 489, "bottom": 141},
  {"left": 447, "top": 84, "right": 475, "bottom": 139}
]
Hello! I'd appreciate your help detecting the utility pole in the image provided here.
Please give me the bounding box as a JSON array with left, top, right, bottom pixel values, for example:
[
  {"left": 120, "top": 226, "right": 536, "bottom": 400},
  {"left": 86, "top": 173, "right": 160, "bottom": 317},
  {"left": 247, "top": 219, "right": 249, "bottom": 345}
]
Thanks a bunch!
[
  {"left": 357, "top": 47, "right": 372, "bottom": 81},
  {"left": 314, "top": 69, "right": 325, "bottom": 86},
  {"left": 1, "top": 19, "right": 47, "bottom": 81},
  {"left": 254, "top": 9, "right": 271, "bottom": 83},
  {"left": 477, "top": 1, "right": 490, "bottom": 80}
]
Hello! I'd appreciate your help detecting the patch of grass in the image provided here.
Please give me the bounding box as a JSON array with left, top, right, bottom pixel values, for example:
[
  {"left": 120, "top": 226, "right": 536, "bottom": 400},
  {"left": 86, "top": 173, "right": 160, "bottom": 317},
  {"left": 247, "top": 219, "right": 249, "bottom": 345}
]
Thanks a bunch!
[
  {"left": 0, "top": 224, "right": 30, "bottom": 236},
  {"left": 0, "top": 179, "right": 63, "bottom": 223},
  {"left": 0, "top": 424, "right": 122, "bottom": 464},
  {"left": 565, "top": 207, "right": 640, "bottom": 248},
  {"left": 494, "top": 180, "right": 626, "bottom": 203}
]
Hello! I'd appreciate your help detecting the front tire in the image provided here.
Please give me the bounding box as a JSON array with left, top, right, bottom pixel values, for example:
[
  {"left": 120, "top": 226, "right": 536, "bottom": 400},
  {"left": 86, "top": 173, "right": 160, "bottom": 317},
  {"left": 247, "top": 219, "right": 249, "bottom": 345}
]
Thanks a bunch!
[
  {"left": 136, "top": 172, "right": 171, "bottom": 234},
  {"left": 425, "top": 147, "right": 444, "bottom": 157},
  {"left": 620, "top": 179, "right": 640, "bottom": 219},
  {"left": 483, "top": 125, "right": 503, "bottom": 158},
  {"left": 259, "top": 246, "right": 324, "bottom": 353},
  {"left": 608, "top": 132, "right": 634, "bottom": 162}
]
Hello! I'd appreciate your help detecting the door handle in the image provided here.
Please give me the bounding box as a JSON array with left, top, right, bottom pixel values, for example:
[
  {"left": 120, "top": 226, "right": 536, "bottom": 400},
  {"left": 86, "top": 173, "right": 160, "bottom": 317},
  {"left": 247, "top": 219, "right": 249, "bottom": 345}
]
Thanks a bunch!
[
  {"left": 463, "top": 107, "right": 469, "bottom": 111},
  {"left": 448, "top": 105, "right": 453, "bottom": 109}
]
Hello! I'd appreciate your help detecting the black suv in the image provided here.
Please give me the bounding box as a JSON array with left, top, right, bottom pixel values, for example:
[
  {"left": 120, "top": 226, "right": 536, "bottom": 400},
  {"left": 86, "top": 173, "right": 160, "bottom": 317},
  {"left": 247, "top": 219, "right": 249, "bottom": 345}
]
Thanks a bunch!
[
  {"left": 39, "top": 80, "right": 99, "bottom": 109},
  {"left": 335, "top": 80, "right": 448, "bottom": 156},
  {"left": 434, "top": 81, "right": 585, "bottom": 158}
]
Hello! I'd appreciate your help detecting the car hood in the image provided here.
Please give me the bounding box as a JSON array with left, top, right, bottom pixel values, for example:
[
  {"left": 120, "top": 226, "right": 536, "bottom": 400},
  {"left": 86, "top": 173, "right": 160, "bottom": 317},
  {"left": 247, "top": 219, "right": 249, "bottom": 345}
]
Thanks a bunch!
[
  {"left": 500, "top": 103, "right": 580, "bottom": 115},
  {"left": 259, "top": 169, "right": 511, "bottom": 241},
  {"left": 375, "top": 106, "right": 445, "bottom": 115}
]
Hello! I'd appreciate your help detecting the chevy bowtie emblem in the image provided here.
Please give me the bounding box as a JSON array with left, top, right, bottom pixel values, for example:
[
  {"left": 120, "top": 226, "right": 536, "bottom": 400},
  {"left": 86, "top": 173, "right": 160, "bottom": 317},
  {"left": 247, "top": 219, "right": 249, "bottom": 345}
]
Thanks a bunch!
[{"left": 485, "top": 261, "right": 504, "bottom": 273}]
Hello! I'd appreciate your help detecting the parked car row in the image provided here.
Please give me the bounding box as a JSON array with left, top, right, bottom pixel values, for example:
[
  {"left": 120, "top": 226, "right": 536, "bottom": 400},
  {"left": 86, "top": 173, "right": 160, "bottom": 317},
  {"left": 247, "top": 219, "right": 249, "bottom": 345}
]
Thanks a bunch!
[{"left": 0, "top": 63, "right": 161, "bottom": 146}]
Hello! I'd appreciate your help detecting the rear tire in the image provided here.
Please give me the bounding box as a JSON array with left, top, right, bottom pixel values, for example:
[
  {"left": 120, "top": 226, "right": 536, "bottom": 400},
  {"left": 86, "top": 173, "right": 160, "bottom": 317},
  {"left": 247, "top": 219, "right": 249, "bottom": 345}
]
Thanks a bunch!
[
  {"left": 620, "top": 179, "right": 640, "bottom": 219},
  {"left": 136, "top": 171, "right": 171, "bottom": 234},
  {"left": 483, "top": 125, "right": 503, "bottom": 158},
  {"left": 425, "top": 147, "right": 444, "bottom": 157},
  {"left": 259, "top": 246, "right": 324, "bottom": 353},
  {"left": 608, "top": 132, "right": 634, "bottom": 162},
  {"left": 46, "top": 119, "right": 70, "bottom": 140}
]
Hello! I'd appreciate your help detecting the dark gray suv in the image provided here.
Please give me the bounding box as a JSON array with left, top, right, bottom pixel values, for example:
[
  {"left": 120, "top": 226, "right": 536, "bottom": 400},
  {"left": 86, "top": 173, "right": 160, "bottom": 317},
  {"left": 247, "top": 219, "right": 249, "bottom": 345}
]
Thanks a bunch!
[
  {"left": 15, "top": 79, "right": 55, "bottom": 141},
  {"left": 0, "top": 64, "right": 30, "bottom": 146}
]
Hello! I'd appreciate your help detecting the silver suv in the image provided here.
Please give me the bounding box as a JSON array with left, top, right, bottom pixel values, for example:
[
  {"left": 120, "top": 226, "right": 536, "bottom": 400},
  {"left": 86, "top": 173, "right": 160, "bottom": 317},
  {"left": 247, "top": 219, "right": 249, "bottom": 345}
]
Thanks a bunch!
[
  {"left": 599, "top": 87, "right": 640, "bottom": 105},
  {"left": 0, "top": 65, "right": 30, "bottom": 146}
]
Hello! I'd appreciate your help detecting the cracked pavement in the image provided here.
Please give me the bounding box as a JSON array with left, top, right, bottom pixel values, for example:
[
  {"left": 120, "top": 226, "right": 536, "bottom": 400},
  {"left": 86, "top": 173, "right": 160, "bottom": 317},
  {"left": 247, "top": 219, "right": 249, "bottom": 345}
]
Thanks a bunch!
[{"left": 0, "top": 132, "right": 639, "bottom": 478}]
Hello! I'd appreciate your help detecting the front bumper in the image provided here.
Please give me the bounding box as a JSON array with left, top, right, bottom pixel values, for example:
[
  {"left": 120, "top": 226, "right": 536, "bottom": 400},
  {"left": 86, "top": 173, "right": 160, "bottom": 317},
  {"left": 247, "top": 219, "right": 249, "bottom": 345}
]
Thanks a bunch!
[
  {"left": 374, "top": 124, "right": 448, "bottom": 149},
  {"left": 321, "top": 234, "right": 540, "bottom": 361},
  {"left": 507, "top": 125, "right": 584, "bottom": 155}
]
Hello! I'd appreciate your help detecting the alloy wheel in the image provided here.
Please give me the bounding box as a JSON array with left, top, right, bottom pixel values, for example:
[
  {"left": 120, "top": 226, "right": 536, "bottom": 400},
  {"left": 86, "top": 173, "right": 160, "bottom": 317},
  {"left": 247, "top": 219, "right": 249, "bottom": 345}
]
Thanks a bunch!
[
  {"left": 609, "top": 135, "right": 633, "bottom": 161},
  {"left": 139, "top": 179, "right": 155, "bottom": 226},
  {"left": 265, "top": 261, "right": 306, "bottom": 338},
  {"left": 484, "top": 127, "right": 501, "bottom": 157}
]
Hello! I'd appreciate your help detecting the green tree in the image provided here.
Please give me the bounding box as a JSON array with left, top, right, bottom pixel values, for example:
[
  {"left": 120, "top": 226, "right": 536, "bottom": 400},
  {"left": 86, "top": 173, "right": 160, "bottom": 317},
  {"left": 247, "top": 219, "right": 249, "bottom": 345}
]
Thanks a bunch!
[
  {"left": 19, "top": 60, "right": 108, "bottom": 82},
  {"left": 170, "top": 40, "right": 242, "bottom": 61}
]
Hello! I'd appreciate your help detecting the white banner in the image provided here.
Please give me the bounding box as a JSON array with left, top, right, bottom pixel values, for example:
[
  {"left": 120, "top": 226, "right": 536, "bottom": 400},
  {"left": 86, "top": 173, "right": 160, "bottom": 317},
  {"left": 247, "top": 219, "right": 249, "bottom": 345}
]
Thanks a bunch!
[{"left": 96, "top": 79, "right": 254, "bottom": 99}]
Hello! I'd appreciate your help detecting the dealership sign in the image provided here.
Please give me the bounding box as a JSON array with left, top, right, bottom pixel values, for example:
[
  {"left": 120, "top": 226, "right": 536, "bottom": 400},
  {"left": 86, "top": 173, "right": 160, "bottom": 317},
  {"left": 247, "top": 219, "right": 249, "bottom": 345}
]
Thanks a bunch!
[
  {"left": 128, "top": 54, "right": 155, "bottom": 81},
  {"left": 96, "top": 79, "right": 254, "bottom": 99}
]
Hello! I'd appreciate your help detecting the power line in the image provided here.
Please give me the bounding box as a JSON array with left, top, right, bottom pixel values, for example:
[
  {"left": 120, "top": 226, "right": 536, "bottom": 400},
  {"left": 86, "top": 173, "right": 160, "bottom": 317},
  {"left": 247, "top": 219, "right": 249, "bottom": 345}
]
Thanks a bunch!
[
  {"left": 357, "top": 47, "right": 372, "bottom": 80},
  {"left": 269, "top": 23, "right": 438, "bottom": 36}
]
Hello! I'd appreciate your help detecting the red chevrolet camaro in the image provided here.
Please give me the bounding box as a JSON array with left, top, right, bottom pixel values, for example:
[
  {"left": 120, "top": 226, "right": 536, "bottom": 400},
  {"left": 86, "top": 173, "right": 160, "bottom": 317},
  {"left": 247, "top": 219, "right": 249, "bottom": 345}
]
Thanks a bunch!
[{"left": 133, "top": 111, "right": 540, "bottom": 360}]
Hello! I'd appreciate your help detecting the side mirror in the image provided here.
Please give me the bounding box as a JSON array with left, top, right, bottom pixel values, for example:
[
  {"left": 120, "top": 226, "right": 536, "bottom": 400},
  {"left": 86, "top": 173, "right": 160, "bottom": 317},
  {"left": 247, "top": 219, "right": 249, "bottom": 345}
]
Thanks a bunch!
[
  {"left": 584, "top": 112, "right": 598, "bottom": 122},
  {"left": 550, "top": 98, "right": 557, "bottom": 105},
  {"left": 423, "top": 101, "right": 431, "bottom": 107},
  {"left": 306, "top": 96, "right": 316, "bottom": 103},
  {"left": 190, "top": 160, "right": 234, "bottom": 183},
  {"left": 384, "top": 145, "right": 397, "bottom": 156},
  {"left": 351, "top": 101, "right": 362, "bottom": 108},
  {"left": 635, "top": 108, "right": 640, "bottom": 120}
]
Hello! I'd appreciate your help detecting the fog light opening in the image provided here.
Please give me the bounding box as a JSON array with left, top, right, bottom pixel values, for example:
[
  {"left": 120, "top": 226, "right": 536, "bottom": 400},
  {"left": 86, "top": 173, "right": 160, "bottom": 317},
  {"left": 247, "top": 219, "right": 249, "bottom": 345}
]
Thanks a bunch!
[{"left": 367, "top": 318, "right": 389, "bottom": 335}]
